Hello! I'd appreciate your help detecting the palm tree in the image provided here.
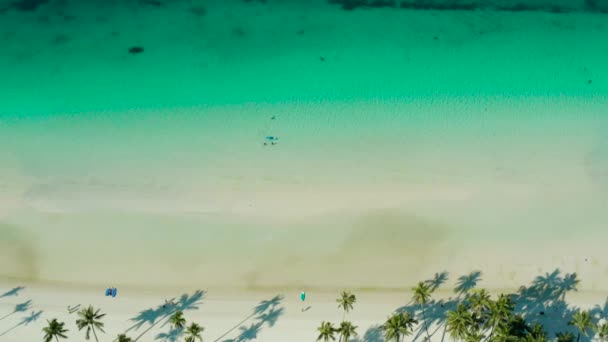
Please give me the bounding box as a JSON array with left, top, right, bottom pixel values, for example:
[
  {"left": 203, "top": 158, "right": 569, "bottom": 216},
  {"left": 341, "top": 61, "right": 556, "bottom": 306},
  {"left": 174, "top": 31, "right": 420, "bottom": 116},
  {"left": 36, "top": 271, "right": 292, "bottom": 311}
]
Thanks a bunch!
[
  {"left": 117, "top": 334, "right": 133, "bottom": 342},
  {"left": 486, "top": 294, "right": 514, "bottom": 341},
  {"left": 556, "top": 332, "right": 576, "bottom": 342},
  {"left": 76, "top": 306, "right": 106, "bottom": 342},
  {"left": 447, "top": 304, "right": 474, "bottom": 341},
  {"left": 169, "top": 310, "right": 186, "bottom": 330},
  {"left": 337, "top": 321, "right": 357, "bottom": 342},
  {"left": 337, "top": 291, "right": 356, "bottom": 321},
  {"left": 413, "top": 281, "right": 433, "bottom": 339},
  {"left": 317, "top": 321, "right": 336, "bottom": 342},
  {"left": 383, "top": 313, "right": 417, "bottom": 342},
  {"left": 43, "top": 319, "right": 69, "bottom": 342},
  {"left": 596, "top": 323, "right": 608, "bottom": 342},
  {"left": 185, "top": 322, "right": 204, "bottom": 342},
  {"left": 469, "top": 289, "right": 491, "bottom": 320},
  {"left": 523, "top": 323, "right": 548, "bottom": 342},
  {"left": 570, "top": 310, "right": 595, "bottom": 342}
]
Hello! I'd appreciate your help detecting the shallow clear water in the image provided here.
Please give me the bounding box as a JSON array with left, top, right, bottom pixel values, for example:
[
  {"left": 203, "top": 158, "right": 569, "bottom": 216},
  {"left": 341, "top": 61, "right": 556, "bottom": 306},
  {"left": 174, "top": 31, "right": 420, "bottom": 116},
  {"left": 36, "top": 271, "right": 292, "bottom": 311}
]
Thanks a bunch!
[{"left": 0, "top": 0, "right": 607, "bottom": 290}]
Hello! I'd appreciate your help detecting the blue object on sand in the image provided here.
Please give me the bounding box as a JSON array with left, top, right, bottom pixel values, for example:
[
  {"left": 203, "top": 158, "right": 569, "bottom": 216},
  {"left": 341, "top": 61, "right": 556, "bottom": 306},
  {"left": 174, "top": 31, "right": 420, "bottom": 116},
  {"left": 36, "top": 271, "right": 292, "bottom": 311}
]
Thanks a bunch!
[
  {"left": 300, "top": 291, "right": 306, "bottom": 302},
  {"left": 265, "top": 136, "right": 278, "bottom": 141},
  {"left": 105, "top": 288, "right": 111, "bottom": 296},
  {"left": 111, "top": 288, "right": 117, "bottom": 297}
]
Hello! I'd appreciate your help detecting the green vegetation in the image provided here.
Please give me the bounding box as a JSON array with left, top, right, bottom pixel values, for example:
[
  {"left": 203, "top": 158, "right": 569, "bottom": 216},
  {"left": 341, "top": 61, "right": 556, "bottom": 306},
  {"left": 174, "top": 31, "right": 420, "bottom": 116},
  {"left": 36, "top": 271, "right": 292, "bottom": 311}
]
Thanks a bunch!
[
  {"left": 412, "top": 281, "right": 433, "bottom": 340},
  {"left": 337, "top": 320, "right": 357, "bottom": 342},
  {"left": 170, "top": 310, "right": 187, "bottom": 330},
  {"left": 337, "top": 291, "right": 356, "bottom": 320},
  {"left": 317, "top": 321, "right": 336, "bottom": 341},
  {"left": 33, "top": 271, "right": 608, "bottom": 342},
  {"left": 570, "top": 310, "right": 594, "bottom": 342},
  {"left": 39, "top": 302, "right": 205, "bottom": 342},
  {"left": 184, "top": 322, "right": 204, "bottom": 342},
  {"left": 116, "top": 334, "right": 133, "bottom": 342},
  {"left": 383, "top": 312, "right": 417, "bottom": 342},
  {"left": 43, "top": 318, "right": 69, "bottom": 342},
  {"left": 75, "top": 306, "right": 105, "bottom": 342}
]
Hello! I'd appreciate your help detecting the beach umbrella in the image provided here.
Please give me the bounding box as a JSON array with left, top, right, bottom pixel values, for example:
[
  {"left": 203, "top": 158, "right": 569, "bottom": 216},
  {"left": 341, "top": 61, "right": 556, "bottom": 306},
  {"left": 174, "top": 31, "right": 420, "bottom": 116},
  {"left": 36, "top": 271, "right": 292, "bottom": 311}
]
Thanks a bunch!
[
  {"left": 300, "top": 291, "right": 306, "bottom": 302},
  {"left": 105, "top": 288, "right": 111, "bottom": 296},
  {"left": 112, "top": 288, "right": 117, "bottom": 298}
]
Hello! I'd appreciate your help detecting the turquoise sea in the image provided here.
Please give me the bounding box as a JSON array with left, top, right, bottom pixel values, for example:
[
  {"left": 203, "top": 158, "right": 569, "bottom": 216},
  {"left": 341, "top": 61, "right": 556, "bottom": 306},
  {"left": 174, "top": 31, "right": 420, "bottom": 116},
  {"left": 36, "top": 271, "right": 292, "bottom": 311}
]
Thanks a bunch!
[{"left": 1, "top": 0, "right": 607, "bottom": 291}]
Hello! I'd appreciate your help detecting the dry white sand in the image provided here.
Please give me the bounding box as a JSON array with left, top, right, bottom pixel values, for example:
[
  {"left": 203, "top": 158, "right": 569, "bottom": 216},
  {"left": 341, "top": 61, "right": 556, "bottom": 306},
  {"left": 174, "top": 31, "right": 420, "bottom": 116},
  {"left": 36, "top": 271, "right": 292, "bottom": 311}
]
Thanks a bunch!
[{"left": 1, "top": 276, "right": 606, "bottom": 342}]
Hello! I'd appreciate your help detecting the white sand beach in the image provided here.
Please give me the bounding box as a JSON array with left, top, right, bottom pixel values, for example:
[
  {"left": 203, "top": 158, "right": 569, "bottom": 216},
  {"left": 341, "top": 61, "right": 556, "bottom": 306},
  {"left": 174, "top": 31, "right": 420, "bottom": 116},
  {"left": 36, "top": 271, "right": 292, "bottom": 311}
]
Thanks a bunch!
[{"left": 1, "top": 0, "right": 608, "bottom": 340}]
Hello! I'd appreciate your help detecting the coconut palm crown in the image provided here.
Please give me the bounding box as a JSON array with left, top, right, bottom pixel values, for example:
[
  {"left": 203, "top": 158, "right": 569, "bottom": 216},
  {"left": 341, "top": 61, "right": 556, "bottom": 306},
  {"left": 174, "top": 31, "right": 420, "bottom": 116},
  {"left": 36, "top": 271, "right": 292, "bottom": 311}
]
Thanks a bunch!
[
  {"left": 76, "top": 306, "right": 106, "bottom": 342},
  {"left": 185, "top": 322, "right": 204, "bottom": 342},
  {"left": 43, "top": 318, "right": 69, "bottom": 342},
  {"left": 170, "top": 310, "right": 187, "bottom": 330},
  {"left": 337, "top": 291, "right": 357, "bottom": 320},
  {"left": 337, "top": 321, "right": 357, "bottom": 342},
  {"left": 317, "top": 321, "right": 337, "bottom": 342}
]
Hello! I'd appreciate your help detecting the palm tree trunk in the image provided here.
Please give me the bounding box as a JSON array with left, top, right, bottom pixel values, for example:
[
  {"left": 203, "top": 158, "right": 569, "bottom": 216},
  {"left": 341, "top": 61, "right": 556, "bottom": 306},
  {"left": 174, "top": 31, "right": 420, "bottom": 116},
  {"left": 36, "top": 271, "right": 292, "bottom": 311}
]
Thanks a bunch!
[
  {"left": 577, "top": 333, "right": 580, "bottom": 342},
  {"left": 422, "top": 305, "right": 431, "bottom": 340},
  {"left": 92, "top": 327, "right": 99, "bottom": 342},
  {"left": 0, "top": 312, "right": 14, "bottom": 321},
  {"left": 483, "top": 322, "right": 496, "bottom": 342},
  {"left": 440, "top": 321, "right": 448, "bottom": 342}
]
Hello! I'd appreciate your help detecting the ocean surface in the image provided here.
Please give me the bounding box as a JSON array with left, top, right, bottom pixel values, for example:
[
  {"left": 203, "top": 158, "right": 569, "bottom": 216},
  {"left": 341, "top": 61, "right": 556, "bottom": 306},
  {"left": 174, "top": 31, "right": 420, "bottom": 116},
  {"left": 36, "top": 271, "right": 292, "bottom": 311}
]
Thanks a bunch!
[{"left": 1, "top": 0, "right": 607, "bottom": 291}]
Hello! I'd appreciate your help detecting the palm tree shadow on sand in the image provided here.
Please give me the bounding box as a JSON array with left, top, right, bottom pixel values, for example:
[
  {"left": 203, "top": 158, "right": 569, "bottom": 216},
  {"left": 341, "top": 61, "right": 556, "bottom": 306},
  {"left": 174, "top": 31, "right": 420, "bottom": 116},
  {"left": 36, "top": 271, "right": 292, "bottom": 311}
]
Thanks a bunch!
[
  {"left": 0, "top": 286, "right": 25, "bottom": 299},
  {"left": 454, "top": 271, "right": 482, "bottom": 297},
  {"left": 0, "top": 310, "right": 43, "bottom": 336},
  {"left": 118, "top": 290, "right": 205, "bottom": 342},
  {"left": 215, "top": 295, "right": 285, "bottom": 342},
  {"left": 155, "top": 327, "right": 183, "bottom": 342},
  {"left": 394, "top": 271, "right": 459, "bottom": 342},
  {"left": 385, "top": 268, "right": 603, "bottom": 342},
  {"left": 0, "top": 299, "right": 33, "bottom": 321},
  {"left": 513, "top": 269, "right": 591, "bottom": 340},
  {"left": 351, "top": 324, "right": 383, "bottom": 342}
]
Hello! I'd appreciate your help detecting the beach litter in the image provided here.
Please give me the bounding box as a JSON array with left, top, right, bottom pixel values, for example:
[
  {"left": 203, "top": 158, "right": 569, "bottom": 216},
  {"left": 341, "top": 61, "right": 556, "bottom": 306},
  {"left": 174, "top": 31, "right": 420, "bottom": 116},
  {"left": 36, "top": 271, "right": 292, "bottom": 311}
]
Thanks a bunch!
[
  {"left": 105, "top": 287, "right": 118, "bottom": 298},
  {"left": 67, "top": 304, "right": 80, "bottom": 314}
]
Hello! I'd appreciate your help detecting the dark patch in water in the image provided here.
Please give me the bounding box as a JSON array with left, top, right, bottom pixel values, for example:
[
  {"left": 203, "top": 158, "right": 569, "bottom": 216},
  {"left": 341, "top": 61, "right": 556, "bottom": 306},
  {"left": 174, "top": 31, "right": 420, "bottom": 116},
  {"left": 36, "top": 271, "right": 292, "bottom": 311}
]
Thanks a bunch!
[
  {"left": 52, "top": 33, "right": 70, "bottom": 45},
  {"left": 329, "top": 0, "right": 398, "bottom": 10},
  {"left": 11, "top": 0, "right": 50, "bottom": 12},
  {"left": 586, "top": 0, "right": 608, "bottom": 13},
  {"left": 129, "top": 46, "right": 144, "bottom": 54},
  {"left": 189, "top": 6, "right": 206, "bottom": 17},
  {"left": 141, "top": 0, "right": 162, "bottom": 7},
  {"left": 399, "top": 1, "right": 476, "bottom": 10},
  {"left": 329, "top": 0, "right": 607, "bottom": 12},
  {"left": 61, "top": 13, "right": 76, "bottom": 22},
  {"left": 232, "top": 26, "right": 246, "bottom": 38}
]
